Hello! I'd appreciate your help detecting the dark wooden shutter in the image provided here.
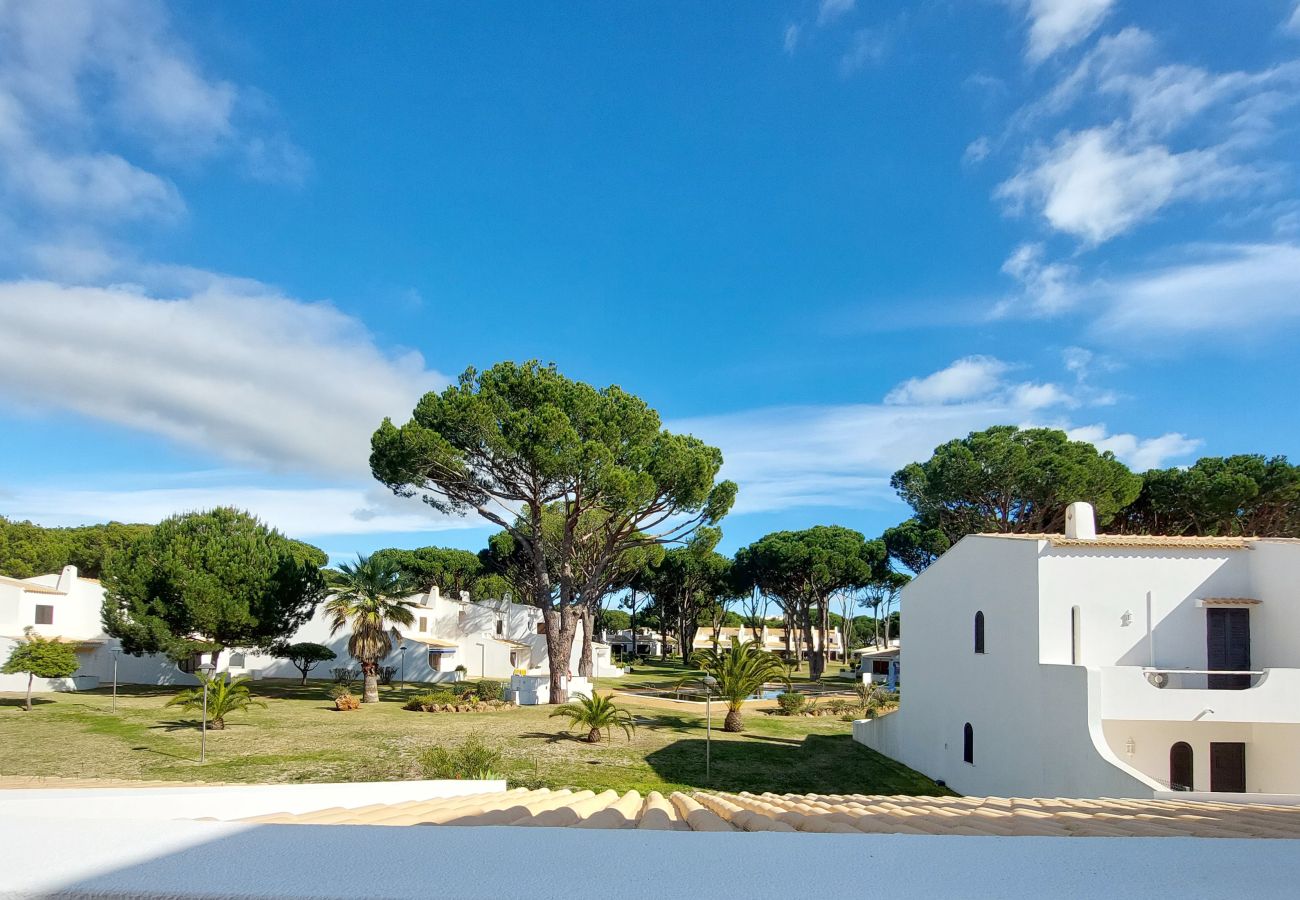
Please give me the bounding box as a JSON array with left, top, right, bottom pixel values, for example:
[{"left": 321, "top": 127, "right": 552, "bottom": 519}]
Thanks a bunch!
[
  {"left": 974, "top": 612, "right": 985, "bottom": 654},
  {"left": 1207, "top": 608, "right": 1250, "bottom": 689},
  {"left": 1210, "top": 742, "right": 1246, "bottom": 792},
  {"left": 963, "top": 723, "right": 974, "bottom": 764}
]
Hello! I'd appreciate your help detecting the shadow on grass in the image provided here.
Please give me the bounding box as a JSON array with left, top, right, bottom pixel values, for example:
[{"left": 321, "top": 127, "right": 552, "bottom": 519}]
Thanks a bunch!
[
  {"left": 519, "top": 731, "right": 588, "bottom": 745},
  {"left": 131, "top": 744, "right": 195, "bottom": 762},
  {"left": 643, "top": 732, "right": 954, "bottom": 796},
  {"left": 0, "top": 696, "right": 55, "bottom": 708}
]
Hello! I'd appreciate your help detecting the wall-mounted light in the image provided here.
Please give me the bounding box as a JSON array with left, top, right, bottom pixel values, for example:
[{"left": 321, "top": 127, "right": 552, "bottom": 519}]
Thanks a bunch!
[{"left": 1125, "top": 737, "right": 1136, "bottom": 757}]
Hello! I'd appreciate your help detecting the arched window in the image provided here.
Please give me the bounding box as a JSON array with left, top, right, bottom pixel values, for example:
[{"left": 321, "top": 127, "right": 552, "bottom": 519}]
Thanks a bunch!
[
  {"left": 1071, "top": 605, "right": 1082, "bottom": 664},
  {"left": 974, "top": 611, "right": 985, "bottom": 654},
  {"left": 1169, "top": 742, "right": 1193, "bottom": 791},
  {"left": 963, "top": 723, "right": 974, "bottom": 764}
]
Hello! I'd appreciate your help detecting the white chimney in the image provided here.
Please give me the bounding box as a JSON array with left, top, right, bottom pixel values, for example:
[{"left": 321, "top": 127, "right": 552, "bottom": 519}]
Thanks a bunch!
[{"left": 1064, "top": 501, "right": 1096, "bottom": 539}]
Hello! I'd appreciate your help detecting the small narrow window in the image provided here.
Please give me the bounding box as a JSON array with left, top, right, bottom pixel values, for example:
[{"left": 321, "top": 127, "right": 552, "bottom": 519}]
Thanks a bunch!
[
  {"left": 496, "top": 619, "right": 504, "bottom": 635},
  {"left": 428, "top": 651, "right": 443, "bottom": 672},
  {"left": 537, "top": 622, "right": 546, "bottom": 635},
  {"left": 34, "top": 604, "right": 54, "bottom": 625},
  {"left": 1070, "top": 606, "right": 1082, "bottom": 664},
  {"left": 418, "top": 616, "right": 427, "bottom": 633},
  {"left": 974, "top": 611, "right": 985, "bottom": 654},
  {"left": 963, "top": 723, "right": 974, "bottom": 764},
  {"left": 458, "top": 609, "right": 466, "bottom": 623}
]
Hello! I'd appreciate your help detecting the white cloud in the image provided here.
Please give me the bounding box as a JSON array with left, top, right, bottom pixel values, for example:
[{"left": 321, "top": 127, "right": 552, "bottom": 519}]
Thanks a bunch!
[
  {"left": 817, "top": 0, "right": 856, "bottom": 27},
  {"left": 0, "top": 0, "right": 307, "bottom": 269},
  {"left": 998, "top": 242, "right": 1079, "bottom": 313},
  {"left": 1090, "top": 243, "right": 1300, "bottom": 337},
  {"left": 1286, "top": 2, "right": 1300, "bottom": 35},
  {"left": 885, "top": 356, "right": 1013, "bottom": 405},
  {"left": 964, "top": 136, "right": 992, "bottom": 165},
  {"left": 838, "top": 29, "right": 889, "bottom": 75},
  {"left": 0, "top": 481, "right": 483, "bottom": 541},
  {"left": 996, "top": 126, "right": 1258, "bottom": 244},
  {"left": 1021, "top": 0, "right": 1116, "bottom": 64},
  {"left": 674, "top": 376, "right": 1186, "bottom": 515},
  {"left": 783, "top": 24, "right": 800, "bottom": 55},
  {"left": 0, "top": 279, "right": 448, "bottom": 476},
  {"left": 1066, "top": 424, "right": 1201, "bottom": 470}
]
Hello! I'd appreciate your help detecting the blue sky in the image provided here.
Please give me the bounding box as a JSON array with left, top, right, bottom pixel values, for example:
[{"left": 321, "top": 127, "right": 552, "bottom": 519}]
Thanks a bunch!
[{"left": 1, "top": 0, "right": 1299, "bottom": 562}]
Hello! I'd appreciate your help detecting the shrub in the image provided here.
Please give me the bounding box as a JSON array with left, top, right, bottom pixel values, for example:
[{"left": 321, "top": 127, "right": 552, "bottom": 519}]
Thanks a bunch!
[
  {"left": 419, "top": 733, "right": 503, "bottom": 779},
  {"left": 775, "top": 691, "right": 807, "bottom": 716},
  {"left": 450, "top": 682, "right": 476, "bottom": 698},
  {"left": 826, "top": 698, "right": 850, "bottom": 715},
  {"left": 166, "top": 672, "right": 266, "bottom": 729},
  {"left": 474, "top": 679, "right": 505, "bottom": 702},
  {"left": 404, "top": 690, "right": 457, "bottom": 711}
]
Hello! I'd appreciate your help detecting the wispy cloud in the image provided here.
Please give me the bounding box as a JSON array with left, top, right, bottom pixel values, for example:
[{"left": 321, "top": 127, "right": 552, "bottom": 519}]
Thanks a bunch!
[
  {"left": 1066, "top": 424, "right": 1201, "bottom": 471},
  {"left": 783, "top": 24, "right": 801, "bottom": 56},
  {"left": 838, "top": 29, "right": 889, "bottom": 76},
  {"left": 0, "top": 0, "right": 308, "bottom": 276},
  {"left": 817, "top": 0, "right": 856, "bottom": 27},
  {"left": 672, "top": 355, "right": 1187, "bottom": 515},
  {"left": 1019, "top": 0, "right": 1117, "bottom": 64},
  {"left": 1089, "top": 242, "right": 1300, "bottom": 337},
  {"left": 0, "top": 480, "right": 481, "bottom": 541},
  {"left": 0, "top": 279, "right": 447, "bottom": 476}
]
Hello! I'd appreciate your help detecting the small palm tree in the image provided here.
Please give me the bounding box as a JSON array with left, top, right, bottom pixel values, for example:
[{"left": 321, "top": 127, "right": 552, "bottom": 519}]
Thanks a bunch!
[
  {"left": 324, "top": 554, "right": 418, "bottom": 704},
  {"left": 690, "top": 638, "right": 788, "bottom": 732},
  {"left": 549, "top": 691, "right": 636, "bottom": 743},
  {"left": 165, "top": 672, "right": 266, "bottom": 730}
]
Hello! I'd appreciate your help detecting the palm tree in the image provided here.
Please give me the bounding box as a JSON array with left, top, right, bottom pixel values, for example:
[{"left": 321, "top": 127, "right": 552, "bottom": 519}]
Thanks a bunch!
[
  {"left": 165, "top": 672, "right": 266, "bottom": 729},
  {"left": 549, "top": 691, "right": 636, "bottom": 743},
  {"left": 324, "top": 554, "right": 418, "bottom": 704},
  {"left": 690, "top": 638, "right": 788, "bottom": 732}
]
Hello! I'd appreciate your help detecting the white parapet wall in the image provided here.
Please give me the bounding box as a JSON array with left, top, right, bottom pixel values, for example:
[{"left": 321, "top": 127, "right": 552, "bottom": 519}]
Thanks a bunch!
[{"left": 0, "top": 779, "right": 506, "bottom": 822}]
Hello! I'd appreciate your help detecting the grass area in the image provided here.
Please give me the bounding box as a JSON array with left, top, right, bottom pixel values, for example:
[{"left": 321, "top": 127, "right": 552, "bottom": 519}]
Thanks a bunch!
[
  {"left": 598, "top": 656, "right": 858, "bottom": 691},
  {"left": 0, "top": 679, "right": 945, "bottom": 796}
]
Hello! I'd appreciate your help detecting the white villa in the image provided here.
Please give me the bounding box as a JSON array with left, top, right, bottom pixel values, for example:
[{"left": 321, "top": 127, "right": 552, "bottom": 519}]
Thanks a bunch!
[
  {"left": 690, "top": 624, "right": 846, "bottom": 661},
  {"left": 854, "top": 501, "right": 1300, "bottom": 799},
  {"left": 1, "top": 567, "right": 620, "bottom": 698}
]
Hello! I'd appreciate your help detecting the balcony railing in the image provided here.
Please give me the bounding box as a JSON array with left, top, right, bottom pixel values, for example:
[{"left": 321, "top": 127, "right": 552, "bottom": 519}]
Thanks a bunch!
[{"left": 1142, "top": 668, "right": 1264, "bottom": 690}]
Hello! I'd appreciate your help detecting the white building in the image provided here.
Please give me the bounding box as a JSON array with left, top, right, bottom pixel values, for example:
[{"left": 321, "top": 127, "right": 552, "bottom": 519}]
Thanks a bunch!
[
  {"left": 1, "top": 567, "right": 620, "bottom": 695},
  {"left": 854, "top": 501, "right": 1300, "bottom": 799}
]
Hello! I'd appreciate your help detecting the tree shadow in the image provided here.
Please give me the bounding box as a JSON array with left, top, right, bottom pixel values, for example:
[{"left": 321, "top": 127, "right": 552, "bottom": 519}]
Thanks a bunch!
[
  {"left": 131, "top": 745, "right": 195, "bottom": 762},
  {"left": 0, "top": 696, "right": 55, "bottom": 708},
  {"left": 519, "top": 731, "right": 587, "bottom": 745},
  {"left": 643, "top": 732, "right": 953, "bottom": 796}
]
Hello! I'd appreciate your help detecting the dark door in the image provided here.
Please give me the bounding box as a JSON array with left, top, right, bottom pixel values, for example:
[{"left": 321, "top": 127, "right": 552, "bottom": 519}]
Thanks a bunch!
[
  {"left": 1207, "top": 608, "right": 1250, "bottom": 689},
  {"left": 1210, "top": 742, "right": 1246, "bottom": 792},
  {"left": 1169, "top": 742, "right": 1194, "bottom": 791}
]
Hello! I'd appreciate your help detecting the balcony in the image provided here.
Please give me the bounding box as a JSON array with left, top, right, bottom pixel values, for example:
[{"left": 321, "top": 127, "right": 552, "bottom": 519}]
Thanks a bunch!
[{"left": 1099, "top": 665, "right": 1300, "bottom": 724}]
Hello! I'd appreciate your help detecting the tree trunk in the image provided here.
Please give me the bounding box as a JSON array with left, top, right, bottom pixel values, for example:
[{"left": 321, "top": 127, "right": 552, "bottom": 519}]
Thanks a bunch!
[
  {"left": 660, "top": 621, "right": 669, "bottom": 660},
  {"left": 362, "top": 664, "right": 380, "bottom": 704},
  {"left": 544, "top": 607, "right": 579, "bottom": 704},
  {"left": 815, "top": 598, "right": 830, "bottom": 680},
  {"left": 25, "top": 672, "right": 33, "bottom": 712},
  {"left": 578, "top": 607, "right": 594, "bottom": 678},
  {"left": 587, "top": 727, "right": 602, "bottom": 744},
  {"left": 724, "top": 707, "right": 744, "bottom": 732},
  {"left": 212, "top": 716, "right": 226, "bottom": 730},
  {"left": 800, "top": 607, "right": 817, "bottom": 679}
]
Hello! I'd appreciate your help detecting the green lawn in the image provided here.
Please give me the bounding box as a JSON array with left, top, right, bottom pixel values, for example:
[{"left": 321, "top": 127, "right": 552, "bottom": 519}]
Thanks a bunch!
[
  {"left": 0, "top": 679, "right": 944, "bottom": 796},
  {"left": 598, "top": 656, "right": 859, "bottom": 691}
]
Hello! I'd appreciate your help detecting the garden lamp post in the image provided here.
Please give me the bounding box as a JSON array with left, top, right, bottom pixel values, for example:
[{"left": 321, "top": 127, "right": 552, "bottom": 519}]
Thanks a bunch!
[
  {"left": 399, "top": 643, "right": 407, "bottom": 691},
  {"left": 702, "top": 674, "right": 718, "bottom": 780},
  {"left": 110, "top": 649, "right": 119, "bottom": 713},
  {"left": 196, "top": 661, "right": 216, "bottom": 763}
]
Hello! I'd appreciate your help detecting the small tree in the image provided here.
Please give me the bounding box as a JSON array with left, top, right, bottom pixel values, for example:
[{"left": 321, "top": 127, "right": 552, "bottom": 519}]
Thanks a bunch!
[
  {"left": 689, "top": 639, "right": 788, "bottom": 732},
  {"left": 324, "top": 554, "right": 417, "bottom": 703},
  {"left": 549, "top": 691, "right": 636, "bottom": 743},
  {"left": 273, "top": 642, "right": 337, "bottom": 685},
  {"left": 2, "top": 628, "right": 80, "bottom": 711},
  {"left": 165, "top": 672, "right": 266, "bottom": 729}
]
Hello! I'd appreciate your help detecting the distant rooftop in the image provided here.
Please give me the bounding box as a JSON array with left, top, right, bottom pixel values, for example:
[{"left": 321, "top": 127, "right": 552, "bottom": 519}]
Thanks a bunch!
[{"left": 979, "top": 533, "right": 1300, "bottom": 549}]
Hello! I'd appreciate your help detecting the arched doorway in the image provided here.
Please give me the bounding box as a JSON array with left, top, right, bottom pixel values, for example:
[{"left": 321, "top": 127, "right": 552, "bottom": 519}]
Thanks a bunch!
[{"left": 1169, "top": 741, "right": 1193, "bottom": 791}]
